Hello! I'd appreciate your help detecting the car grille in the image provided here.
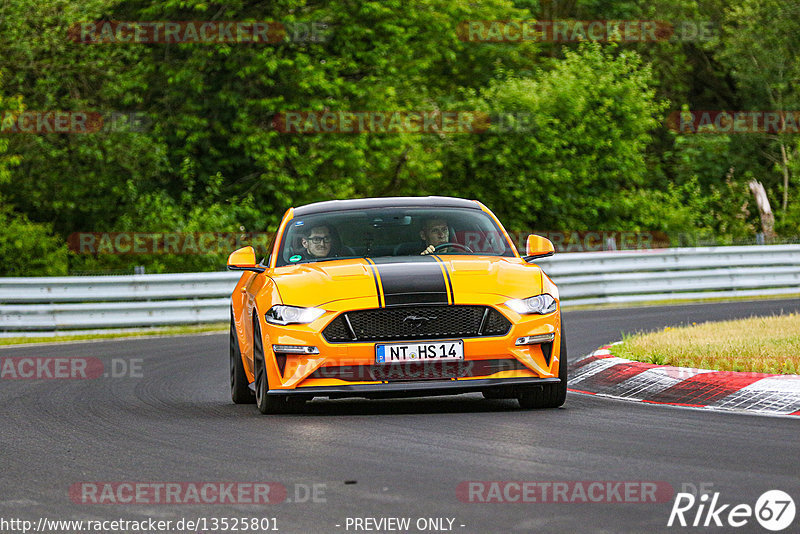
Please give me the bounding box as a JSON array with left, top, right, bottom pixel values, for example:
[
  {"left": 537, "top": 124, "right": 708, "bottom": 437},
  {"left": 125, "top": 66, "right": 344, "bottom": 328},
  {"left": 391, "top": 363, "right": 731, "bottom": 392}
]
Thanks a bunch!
[{"left": 322, "top": 305, "right": 511, "bottom": 343}]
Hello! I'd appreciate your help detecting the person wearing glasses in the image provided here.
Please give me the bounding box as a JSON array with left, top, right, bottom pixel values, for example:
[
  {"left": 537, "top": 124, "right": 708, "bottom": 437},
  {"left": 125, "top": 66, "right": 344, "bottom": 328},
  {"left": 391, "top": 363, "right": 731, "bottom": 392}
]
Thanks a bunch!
[{"left": 300, "top": 225, "right": 335, "bottom": 259}]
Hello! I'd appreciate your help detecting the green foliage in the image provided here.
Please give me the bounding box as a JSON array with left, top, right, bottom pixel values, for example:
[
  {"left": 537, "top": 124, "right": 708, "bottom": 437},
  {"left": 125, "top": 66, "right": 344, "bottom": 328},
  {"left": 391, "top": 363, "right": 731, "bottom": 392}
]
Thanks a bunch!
[
  {"left": 0, "top": 71, "right": 23, "bottom": 187},
  {"left": 664, "top": 131, "right": 757, "bottom": 242},
  {"left": 0, "top": 0, "right": 169, "bottom": 235},
  {"left": 0, "top": 70, "right": 67, "bottom": 276},
  {"left": 718, "top": 0, "right": 800, "bottom": 108},
  {"left": 0, "top": 206, "right": 69, "bottom": 276},
  {"left": 717, "top": 0, "right": 800, "bottom": 215},
  {"left": 441, "top": 43, "right": 667, "bottom": 231},
  {"left": 0, "top": 0, "right": 796, "bottom": 275}
]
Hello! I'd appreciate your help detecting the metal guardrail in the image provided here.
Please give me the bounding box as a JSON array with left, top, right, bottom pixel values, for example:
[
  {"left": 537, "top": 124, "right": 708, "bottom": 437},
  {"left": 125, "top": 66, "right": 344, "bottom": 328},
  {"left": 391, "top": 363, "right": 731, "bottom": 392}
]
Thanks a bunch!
[
  {"left": 1, "top": 245, "right": 798, "bottom": 333},
  {"left": 0, "top": 299, "right": 232, "bottom": 331},
  {"left": 535, "top": 244, "right": 800, "bottom": 306},
  {"left": 0, "top": 272, "right": 240, "bottom": 303},
  {"left": 0, "top": 271, "right": 241, "bottom": 332}
]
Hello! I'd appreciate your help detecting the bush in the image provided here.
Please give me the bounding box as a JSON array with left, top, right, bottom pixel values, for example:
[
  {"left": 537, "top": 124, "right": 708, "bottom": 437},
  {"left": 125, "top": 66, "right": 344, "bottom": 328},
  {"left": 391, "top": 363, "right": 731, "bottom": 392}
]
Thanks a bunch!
[
  {"left": 440, "top": 42, "right": 667, "bottom": 232},
  {"left": 0, "top": 208, "right": 69, "bottom": 276}
]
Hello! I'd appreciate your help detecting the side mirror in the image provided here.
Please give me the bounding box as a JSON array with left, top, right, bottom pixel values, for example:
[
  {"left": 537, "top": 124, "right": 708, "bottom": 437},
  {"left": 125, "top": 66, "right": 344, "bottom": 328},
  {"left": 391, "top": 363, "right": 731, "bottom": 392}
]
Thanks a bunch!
[
  {"left": 227, "top": 246, "right": 266, "bottom": 273},
  {"left": 524, "top": 234, "right": 555, "bottom": 261}
]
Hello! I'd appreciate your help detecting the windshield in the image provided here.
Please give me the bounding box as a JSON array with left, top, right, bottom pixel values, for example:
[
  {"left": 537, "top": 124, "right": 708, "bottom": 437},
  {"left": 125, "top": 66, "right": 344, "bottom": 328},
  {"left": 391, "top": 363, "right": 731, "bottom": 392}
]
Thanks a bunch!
[{"left": 275, "top": 207, "right": 516, "bottom": 267}]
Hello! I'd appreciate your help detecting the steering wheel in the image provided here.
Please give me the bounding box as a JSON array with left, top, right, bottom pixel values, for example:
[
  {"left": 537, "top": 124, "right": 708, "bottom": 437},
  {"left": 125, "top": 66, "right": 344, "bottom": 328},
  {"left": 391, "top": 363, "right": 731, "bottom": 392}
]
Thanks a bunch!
[{"left": 434, "top": 242, "right": 473, "bottom": 253}]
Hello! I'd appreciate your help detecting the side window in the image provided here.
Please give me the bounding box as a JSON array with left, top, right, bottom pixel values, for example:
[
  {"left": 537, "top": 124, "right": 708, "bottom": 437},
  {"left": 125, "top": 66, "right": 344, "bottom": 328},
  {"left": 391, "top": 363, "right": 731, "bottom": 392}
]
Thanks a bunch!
[{"left": 284, "top": 231, "right": 306, "bottom": 263}]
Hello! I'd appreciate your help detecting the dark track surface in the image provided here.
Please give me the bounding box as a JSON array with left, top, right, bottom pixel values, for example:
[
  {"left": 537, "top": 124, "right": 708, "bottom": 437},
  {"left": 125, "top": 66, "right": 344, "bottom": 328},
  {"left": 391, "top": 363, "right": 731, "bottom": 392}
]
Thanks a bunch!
[{"left": 1, "top": 299, "right": 799, "bottom": 533}]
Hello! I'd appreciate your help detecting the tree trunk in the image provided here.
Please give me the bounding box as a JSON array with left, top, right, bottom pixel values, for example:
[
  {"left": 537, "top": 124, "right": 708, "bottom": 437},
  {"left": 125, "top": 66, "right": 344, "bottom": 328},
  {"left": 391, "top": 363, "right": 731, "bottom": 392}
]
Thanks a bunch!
[{"left": 748, "top": 180, "right": 775, "bottom": 239}]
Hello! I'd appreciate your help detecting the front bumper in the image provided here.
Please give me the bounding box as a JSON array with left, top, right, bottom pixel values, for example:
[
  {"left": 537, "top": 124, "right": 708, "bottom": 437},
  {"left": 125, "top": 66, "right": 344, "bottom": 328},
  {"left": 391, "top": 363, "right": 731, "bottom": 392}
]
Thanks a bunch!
[
  {"left": 266, "top": 377, "right": 560, "bottom": 399},
  {"left": 259, "top": 301, "right": 562, "bottom": 392}
]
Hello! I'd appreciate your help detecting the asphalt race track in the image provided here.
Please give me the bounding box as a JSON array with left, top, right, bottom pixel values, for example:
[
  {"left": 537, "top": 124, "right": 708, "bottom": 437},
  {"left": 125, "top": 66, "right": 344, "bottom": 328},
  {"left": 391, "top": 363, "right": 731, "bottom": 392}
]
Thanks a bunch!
[{"left": 2, "top": 299, "right": 799, "bottom": 534}]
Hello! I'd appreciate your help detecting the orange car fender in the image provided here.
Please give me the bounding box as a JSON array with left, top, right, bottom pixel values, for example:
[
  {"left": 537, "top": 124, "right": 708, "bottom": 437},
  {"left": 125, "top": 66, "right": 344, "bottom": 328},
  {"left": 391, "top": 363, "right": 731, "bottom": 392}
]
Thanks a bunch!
[
  {"left": 232, "top": 271, "right": 282, "bottom": 384},
  {"left": 231, "top": 271, "right": 255, "bottom": 367},
  {"left": 541, "top": 270, "right": 560, "bottom": 301},
  {"left": 249, "top": 276, "right": 282, "bottom": 384}
]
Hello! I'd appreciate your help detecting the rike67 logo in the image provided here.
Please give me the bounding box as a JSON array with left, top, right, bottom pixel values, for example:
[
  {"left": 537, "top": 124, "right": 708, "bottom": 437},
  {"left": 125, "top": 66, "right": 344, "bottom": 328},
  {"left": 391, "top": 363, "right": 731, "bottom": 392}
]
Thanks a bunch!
[{"left": 668, "top": 489, "right": 796, "bottom": 531}]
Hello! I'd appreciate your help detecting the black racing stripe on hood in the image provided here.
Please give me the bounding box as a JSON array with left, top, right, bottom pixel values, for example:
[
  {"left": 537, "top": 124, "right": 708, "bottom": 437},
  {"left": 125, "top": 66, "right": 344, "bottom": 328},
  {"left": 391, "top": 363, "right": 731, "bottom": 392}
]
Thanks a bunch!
[
  {"left": 364, "top": 258, "right": 384, "bottom": 308},
  {"left": 431, "top": 255, "right": 455, "bottom": 304},
  {"left": 370, "top": 256, "right": 449, "bottom": 306}
]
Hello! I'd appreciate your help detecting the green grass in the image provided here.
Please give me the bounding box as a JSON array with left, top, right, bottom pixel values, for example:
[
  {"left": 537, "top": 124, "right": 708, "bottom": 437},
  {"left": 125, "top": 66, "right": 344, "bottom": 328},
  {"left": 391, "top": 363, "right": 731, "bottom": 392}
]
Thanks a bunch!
[
  {"left": 563, "top": 292, "right": 800, "bottom": 311},
  {"left": 610, "top": 313, "right": 800, "bottom": 374},
  {"left": 0, "top": 323, "right": 228, "bottom": 347}
]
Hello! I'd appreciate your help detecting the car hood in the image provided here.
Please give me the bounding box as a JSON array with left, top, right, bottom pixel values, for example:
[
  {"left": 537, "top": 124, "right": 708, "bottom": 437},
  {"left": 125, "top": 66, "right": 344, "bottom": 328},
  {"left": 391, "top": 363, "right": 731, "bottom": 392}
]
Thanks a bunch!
[{"left": 269, "top": 257, "right": 543, "bottom": 308}]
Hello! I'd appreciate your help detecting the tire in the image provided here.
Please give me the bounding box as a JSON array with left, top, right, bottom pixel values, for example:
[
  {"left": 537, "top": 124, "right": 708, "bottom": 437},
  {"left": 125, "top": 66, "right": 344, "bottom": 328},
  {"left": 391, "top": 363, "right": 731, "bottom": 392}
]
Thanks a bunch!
[
  {"left": 230, "top": 307, "right": 255, "bottom": 404},
  {"left": 253, "top": 315, "right": 293, "bottom": 414},
  {"left": 518, "top": 326, "right": 568, "bottom": 409}
]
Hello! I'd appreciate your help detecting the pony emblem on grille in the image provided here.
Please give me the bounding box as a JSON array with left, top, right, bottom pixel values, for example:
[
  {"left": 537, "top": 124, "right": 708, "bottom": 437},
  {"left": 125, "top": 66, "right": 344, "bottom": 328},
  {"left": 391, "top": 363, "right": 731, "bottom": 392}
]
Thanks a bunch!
[{"left": 403, "top": 315, "right": 438, "bottom": 330}]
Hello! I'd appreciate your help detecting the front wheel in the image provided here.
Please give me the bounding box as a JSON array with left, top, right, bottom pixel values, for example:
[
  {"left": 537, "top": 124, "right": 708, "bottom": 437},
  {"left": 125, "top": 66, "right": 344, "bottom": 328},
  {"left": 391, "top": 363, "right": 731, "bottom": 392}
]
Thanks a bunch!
[
  {"left": 518, "top": 327, "right": 568, "bottom": 409},
  {"left": 230, "top": 308, "right": 255, "bottom": 404},
  {"left": 253, "top": 315, "right": 294, "bottom": 414}
]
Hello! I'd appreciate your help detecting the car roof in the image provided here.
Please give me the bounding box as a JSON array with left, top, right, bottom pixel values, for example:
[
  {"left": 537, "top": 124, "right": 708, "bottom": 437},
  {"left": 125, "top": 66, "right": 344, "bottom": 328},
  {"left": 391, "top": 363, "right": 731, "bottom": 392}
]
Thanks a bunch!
[{"left": 293, "top": 196, "right": 480, "bottom": 217}]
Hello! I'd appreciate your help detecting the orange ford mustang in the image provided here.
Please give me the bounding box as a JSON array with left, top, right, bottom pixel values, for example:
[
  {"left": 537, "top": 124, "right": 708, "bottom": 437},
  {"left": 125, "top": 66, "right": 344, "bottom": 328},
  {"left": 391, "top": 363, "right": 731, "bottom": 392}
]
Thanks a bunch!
[{"left": 227, "top": 196, "right": 566, "bottom": 413}]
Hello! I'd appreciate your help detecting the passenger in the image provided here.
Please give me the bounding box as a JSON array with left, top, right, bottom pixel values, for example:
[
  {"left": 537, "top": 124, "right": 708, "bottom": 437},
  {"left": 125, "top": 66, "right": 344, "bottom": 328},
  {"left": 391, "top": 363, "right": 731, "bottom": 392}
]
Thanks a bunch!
[{"left": 301, "top": 225, "right": 335, "bottom": 259}]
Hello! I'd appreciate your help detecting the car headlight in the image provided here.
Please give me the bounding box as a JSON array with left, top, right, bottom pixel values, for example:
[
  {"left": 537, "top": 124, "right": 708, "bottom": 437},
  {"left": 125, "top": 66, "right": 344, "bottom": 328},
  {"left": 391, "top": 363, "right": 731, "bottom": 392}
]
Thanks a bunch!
[
  {"left": 265, "top": 305, "right": 326, "bottom": 325},
  {"left": 505, "top": 294, "right": 557, "bottom": 315}
]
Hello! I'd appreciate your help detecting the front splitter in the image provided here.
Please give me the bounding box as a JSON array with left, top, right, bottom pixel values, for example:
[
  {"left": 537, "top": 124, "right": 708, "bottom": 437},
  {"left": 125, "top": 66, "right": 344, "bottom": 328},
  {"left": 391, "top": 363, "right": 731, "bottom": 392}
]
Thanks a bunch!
[{"left": 268, "top": 377, "right": 560, "bottom": 399}]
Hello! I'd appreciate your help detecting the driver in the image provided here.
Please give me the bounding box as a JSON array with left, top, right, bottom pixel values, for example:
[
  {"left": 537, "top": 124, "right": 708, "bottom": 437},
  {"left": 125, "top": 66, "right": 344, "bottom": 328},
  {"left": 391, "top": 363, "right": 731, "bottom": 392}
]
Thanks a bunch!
[{"left": 419, "top": 218, "right": 450, "bottom": 255}]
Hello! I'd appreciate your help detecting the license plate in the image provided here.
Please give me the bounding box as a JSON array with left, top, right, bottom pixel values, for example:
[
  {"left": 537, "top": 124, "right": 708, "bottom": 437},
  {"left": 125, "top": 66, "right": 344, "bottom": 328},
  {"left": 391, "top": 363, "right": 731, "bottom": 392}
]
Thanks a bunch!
[{"left": 375, "top": 340, "right": 464, "bottom": 364}]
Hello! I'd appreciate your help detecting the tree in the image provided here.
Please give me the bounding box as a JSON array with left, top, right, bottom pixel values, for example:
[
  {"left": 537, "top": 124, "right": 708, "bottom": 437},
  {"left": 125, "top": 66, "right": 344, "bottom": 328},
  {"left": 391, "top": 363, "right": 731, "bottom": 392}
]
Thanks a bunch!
[
  {"left": 440, "top": 43, "right": 667, "bottom": 231},
  {"left": 718, "top": 0, "right": 800, "bottom": 216},
  {"left": 0, "top": 69, "right": 68, "bottom": 275}
]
